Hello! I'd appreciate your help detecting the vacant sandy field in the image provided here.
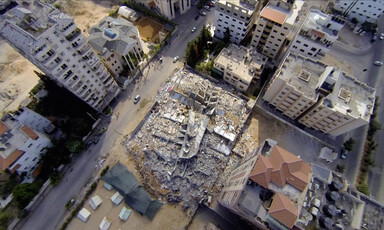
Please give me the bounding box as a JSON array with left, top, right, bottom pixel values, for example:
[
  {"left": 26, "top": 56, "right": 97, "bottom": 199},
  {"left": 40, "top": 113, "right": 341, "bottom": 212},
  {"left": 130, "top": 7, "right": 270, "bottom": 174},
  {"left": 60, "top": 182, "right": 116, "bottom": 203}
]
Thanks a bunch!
[
  {"left": 0, "top": 40, "right": 39, "bottom": 113},
  {"left": 134, "top": 17, "right": 163, "bottom": 42}
]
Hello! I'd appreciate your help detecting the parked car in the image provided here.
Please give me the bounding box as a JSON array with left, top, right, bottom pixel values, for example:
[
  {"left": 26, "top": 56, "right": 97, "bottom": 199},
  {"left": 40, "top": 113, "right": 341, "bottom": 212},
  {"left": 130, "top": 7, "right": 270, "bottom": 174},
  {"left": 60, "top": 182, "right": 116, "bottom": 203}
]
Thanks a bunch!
[
  {"left": 199, "top": 10, "right": 207, "bottom": 16},
  {"left": 173, "top": 56, "right": 179, "bottom": 63},
  {"left": 159, "top": 56, "right": 163, "bottom": 62},
  {"left": 340, "top": 148, "right": 349, "bottom": 159},
  {"left": 134, "top": 94, "right": 141, "bottom": 104},
  {"left": 374, "top": 61, "right": 383, "bottom": 66},
  {"left": 191, "top": 27, "right": 197, "bottom": 33},
  {"left": 371, "top": 35, "right": 377, "bottom": 42},
  {"left": 204, "top": 5, "right": 210, "bottom": 10},
  {"left": 194, "top": 15, "right": 199, "bottom": 20}
]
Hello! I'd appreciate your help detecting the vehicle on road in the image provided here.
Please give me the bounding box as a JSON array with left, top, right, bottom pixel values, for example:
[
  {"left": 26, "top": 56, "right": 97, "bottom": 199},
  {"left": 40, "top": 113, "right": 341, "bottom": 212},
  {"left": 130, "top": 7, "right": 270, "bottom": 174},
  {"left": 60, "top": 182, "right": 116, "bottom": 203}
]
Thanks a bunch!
[
  {"left": 173, "top": 56, "right": 179, "bottom": 63},
  {"left": 199, "top": 10, "right": 207, "bottom": 16},
  {"left": 191, "top": 27, "right": 196, "bottom": 33},
  {"left": 374, "top": 61, "right": 383, "bottom": 66},
  {"left": 159, "top": 57, "right": 163, "bottom": 62},
  {"left": 371, "top": 34, "right": 377, "bottom": 42},
  {"left": 194, "top": 15, "right": 199, "bottom": 20},
  {"left": 380, "top": 35, "right": 384, "bottom": 40},
  {"left": 207, "top": 1, "right": 214, "bottom": 6},
  {"left": 340, "top": 148, "right": 349, "bottom": 159},
  {"left": 204, "top": 5, "right": 210, "bottom": 10},
  {"left": 134, "top": 94, "right": 141, "bottom": 104}
]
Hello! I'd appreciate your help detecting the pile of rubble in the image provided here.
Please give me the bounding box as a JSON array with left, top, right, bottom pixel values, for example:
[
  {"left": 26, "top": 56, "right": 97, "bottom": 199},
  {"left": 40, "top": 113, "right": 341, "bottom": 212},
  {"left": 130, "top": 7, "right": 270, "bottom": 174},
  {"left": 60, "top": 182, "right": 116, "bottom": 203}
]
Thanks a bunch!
[{"left": 125, "top": 69, "right": 255, "bottom": 214}]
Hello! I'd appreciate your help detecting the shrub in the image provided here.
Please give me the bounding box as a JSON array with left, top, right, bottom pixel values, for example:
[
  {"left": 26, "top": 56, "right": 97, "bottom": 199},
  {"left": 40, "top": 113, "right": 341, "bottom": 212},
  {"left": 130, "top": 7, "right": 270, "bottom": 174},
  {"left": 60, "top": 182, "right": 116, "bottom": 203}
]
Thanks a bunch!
[{"left": 100, "top": 166, "right": 110, "bottom": 177}]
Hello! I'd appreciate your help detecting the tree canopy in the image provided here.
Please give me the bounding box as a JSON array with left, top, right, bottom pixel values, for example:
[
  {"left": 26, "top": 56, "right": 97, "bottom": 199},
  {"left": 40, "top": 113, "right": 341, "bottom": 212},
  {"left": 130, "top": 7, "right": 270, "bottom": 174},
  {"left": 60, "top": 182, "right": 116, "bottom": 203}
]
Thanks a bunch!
[{"left": 12, "top": 183, "right": 40, "bottom": 209}]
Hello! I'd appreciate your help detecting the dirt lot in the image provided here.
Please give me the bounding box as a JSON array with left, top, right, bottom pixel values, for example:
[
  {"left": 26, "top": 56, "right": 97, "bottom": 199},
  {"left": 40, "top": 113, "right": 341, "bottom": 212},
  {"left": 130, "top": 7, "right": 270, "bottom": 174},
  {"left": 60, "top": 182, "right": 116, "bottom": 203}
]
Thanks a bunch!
[
  {"left": 0, "top": 40, "right": 39, "bottom": 113},
  {"left": 134, "top": 17, "right": 164, "bottom": 42}
]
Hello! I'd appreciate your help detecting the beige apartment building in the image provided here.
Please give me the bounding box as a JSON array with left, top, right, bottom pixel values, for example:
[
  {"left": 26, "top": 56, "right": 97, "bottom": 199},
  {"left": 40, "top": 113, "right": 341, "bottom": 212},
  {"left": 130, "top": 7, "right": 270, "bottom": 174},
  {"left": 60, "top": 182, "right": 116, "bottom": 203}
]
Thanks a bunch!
[
  {"left": 250, "top": 0, "right": 304, "bottom": 59},
  {"left": 213, "top": 44, "right": 267, "bottom": 92},
  {"left": 263, "top": 53, "right": 375, "bottom": 136},
  {"left": 214, "top": 0, "right": 259, "bottom": 44},
  {"left": 298, "top": 70, "right": 375, "bottom": 136}
]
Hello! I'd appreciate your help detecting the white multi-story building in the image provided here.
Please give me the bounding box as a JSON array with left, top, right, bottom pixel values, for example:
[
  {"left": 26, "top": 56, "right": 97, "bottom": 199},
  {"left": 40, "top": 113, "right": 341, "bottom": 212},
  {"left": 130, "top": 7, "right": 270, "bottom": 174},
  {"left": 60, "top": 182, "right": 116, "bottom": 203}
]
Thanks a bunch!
[
  {"left": 263, "top": 53, "right": 375, "bottom": 136},
  {"left": 250, "top": 0, "right": 304, "bottom": 59},
  {"left": 334, "top": 0, "right": 384, "bottom": 23},
  {"left": 0, "top": 115, "right": 52, "bottom": 177},
  {"left": 12, "top": 107, "right": 55, "bottom": 134},
  {"left": 88, "top": 16, "right": 144, "bottom": 78},
  {"left": 213, "top": 44, "right": 267, "bottom": 91},
  {"left": 214, "top": 0, "right": 258, "bottom": 44},
  {"left": 0, "top": 0, "right": 120, "bottom": 112},
  {"left": 288, "top": 9, "right": 345, "bottom": 59},
  {"left": 130, "top": 0, "right": 191, "bottom": 20}
]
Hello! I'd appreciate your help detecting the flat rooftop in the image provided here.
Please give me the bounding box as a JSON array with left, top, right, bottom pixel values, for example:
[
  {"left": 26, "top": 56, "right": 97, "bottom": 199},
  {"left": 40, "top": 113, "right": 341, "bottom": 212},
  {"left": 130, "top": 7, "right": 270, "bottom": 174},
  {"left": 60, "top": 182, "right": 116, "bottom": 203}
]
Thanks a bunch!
[
  {"left": 303, "top": 9, "right": 343, "bottom": 38},
  {"left": 261, "top": 0, "right": 304, "bottom": 25},
  {"left": 1, "top": 0, "right": 57, "bottom": 37},
  {"left": 324, "top": 70, "right": 375, "bottom": 121},
  {"left": 277, "top": 53, "right": 328, "bottom": 100},
  {"left": 217, "top": 0, "right": 257, "bottom": 11},
  {"left": 215, "top": 44, "right": 267, "bottom": 83}
]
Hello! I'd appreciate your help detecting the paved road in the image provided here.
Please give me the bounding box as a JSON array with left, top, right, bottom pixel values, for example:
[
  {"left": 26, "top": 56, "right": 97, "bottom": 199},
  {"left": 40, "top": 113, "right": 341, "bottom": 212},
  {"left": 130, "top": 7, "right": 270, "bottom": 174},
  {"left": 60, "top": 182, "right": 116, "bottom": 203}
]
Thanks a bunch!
[
  {"left": 329, "top": 16, "right": 384, "bottom": 202},
  {"left": 17, "top": 5, "right": 214, "bottom": 230}
]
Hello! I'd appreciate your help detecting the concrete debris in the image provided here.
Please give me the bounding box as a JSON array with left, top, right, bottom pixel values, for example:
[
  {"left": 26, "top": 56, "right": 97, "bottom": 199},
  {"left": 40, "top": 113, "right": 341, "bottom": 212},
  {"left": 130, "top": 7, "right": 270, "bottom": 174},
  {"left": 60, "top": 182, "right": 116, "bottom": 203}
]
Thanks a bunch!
[{"left": 126, "top": 69, "right": 254, "bottom": 212}]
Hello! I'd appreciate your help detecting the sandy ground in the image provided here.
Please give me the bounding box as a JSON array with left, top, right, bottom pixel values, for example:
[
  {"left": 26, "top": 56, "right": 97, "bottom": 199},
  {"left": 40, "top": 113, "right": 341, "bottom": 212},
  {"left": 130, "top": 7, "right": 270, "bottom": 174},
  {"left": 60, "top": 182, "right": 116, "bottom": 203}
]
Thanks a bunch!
[
  {"left": 0, "top": 40, "right": 39, "bottom": 113},
  {"left": 134, "top": 17, "right": 163, "bottom": 42}
]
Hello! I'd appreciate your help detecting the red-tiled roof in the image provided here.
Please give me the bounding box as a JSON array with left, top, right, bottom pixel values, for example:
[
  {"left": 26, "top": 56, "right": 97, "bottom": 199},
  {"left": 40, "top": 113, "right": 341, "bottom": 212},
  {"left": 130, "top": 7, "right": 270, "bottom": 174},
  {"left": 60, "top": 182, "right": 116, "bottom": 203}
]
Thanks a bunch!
[
  {"left": 269, "top": 146, "right": 311, "bottom": 191},
  {"left": 269, "top": 193, "right": 298, "bottom": 229},
  {"left": 249, "top": 155, "right": 272, "bottom": 188},
  {"left": 260, "top": 7, "right": 287, "bottom": 25},
  {"left": 32, "top": 163, "right": 43, "bottom": 178},
  {"left": 0, "top": 122, "right": 8, "bottom": 136},
  {"left": 0, "top": 149, "right": 24, "bottom": 170},
  {"left": 10, "top": 164, "right": 21, "bottom": 173},
  {"left": 311, "top": 29, "right": 325, "bottom": 38},
  {"left": 20, "top": 125, "right": 38, "bottom": 140},
  {"left": 249, "top": 145, "right": 311, "bottom": 191}
]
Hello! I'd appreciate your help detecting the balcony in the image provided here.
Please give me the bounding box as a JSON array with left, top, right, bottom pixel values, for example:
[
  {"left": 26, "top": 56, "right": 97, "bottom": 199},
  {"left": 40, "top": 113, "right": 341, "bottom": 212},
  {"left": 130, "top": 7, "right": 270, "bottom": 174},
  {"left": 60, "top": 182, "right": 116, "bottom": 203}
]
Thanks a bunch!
[{"left": 65, "top": 28, "right": 81, "bottom": 42}]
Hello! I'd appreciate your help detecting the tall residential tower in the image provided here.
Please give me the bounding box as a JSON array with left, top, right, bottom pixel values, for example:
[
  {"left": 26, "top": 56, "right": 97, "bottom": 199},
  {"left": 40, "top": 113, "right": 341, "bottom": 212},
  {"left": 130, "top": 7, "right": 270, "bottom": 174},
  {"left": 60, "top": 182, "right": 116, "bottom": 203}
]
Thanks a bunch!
[{"left": 0, "top": 0, "right": 120, "bottom": 112}]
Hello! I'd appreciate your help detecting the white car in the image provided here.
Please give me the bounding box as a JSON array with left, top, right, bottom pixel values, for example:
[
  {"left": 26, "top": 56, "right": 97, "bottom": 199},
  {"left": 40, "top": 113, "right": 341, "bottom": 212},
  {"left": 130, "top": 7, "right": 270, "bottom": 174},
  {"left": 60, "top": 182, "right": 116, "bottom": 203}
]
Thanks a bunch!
[
  {"left": 199, "top": 10, "right": 207, "bottom": 16},
  {"left": 191, "top": 27, "right": 196, "bottom": 33},
  {"left": 134, "top": 95, "right": 141, "bottom": 104},
  {"left": 374, "top": 61, "right": 383, "bottom": 66},
  {"left": 380, "top": 35, "right": 384, "bottom": 40},
  {"left": 173, "top": 56, "right": 179, "bottom": 63}
]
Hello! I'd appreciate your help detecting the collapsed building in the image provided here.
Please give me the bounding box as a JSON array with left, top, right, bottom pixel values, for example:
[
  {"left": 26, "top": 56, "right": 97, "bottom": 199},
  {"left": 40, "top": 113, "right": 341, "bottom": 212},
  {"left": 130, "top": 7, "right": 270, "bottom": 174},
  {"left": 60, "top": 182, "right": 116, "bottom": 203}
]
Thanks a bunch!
[{"left": 125, "top": 70, "right": 255, "bottom": 213}]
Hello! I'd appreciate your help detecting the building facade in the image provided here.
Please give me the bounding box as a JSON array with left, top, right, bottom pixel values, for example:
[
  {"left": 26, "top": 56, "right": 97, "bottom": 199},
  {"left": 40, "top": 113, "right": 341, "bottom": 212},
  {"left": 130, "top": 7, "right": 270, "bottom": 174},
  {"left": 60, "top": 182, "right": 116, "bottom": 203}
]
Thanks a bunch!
[
  {"left": 250, "top": 0, "right": 304, "bottom": 59},
  {"left": 213, "top": 44, "right": 267, "bottom": 91},
  {"left": 0, "top": 115, "right": 52, "bottom": 177},
  {"left": 263, "top": 53, "right": 375, "bottom": 136},
  {"left": 334, "top": 0, "right": 384, "bottom": 23},
  {"left": 288, "top": 9, "right": 345, "bottom": 59},
  {"left": 213, "top": 0, "right": 259, "bottom": 44},
  {"left": 88, "top": 16, "right": 143, "bottom": 78},
  {"left": 0, "top": 0, "right": 120, "bottom": 112},
  {"left": 219, "top": 139, "right": 312, "bottom": 230},
  {"left": 130, "top": 0, "right": 191, "bottom": 20}
]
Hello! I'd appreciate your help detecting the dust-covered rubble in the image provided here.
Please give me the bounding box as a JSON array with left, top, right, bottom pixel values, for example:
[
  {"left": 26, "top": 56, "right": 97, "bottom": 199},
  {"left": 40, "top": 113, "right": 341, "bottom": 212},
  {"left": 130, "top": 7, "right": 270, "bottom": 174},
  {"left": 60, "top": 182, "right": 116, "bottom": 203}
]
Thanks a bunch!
[{"left": 125, "top": 69, "right": 254, "bottom": 213}]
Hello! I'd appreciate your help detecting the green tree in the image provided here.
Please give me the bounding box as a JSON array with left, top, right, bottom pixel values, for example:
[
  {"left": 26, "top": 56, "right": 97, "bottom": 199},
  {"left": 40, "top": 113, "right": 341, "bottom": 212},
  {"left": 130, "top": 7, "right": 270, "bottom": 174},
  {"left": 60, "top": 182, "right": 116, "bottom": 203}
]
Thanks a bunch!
[
  {"left": 65, "top": 139, "right": 85, "bottom": 154},
  {"left": 49, "top": 171, "right": 62, "bottom": 185},
  {"left": 186, "top": 40, "right": 199, "bottom": 67},
  {"left": 368, "top": 119, "right": 381, "bottom": 136},
  {"left": 0, "top": 211, "right": 13, "bottom": 228},
  {"left": 343, "top": 138, "right": 355, "bottom": 151},
  {"left": 12, "top": 183, "right": 40, "bottom": 209}
]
